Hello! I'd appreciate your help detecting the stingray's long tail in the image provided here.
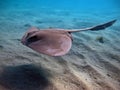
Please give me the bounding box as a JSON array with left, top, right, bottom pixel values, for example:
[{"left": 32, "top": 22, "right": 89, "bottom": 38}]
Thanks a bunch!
[{"left": 68, "top": 19, "right": 117, "bottom": 33}]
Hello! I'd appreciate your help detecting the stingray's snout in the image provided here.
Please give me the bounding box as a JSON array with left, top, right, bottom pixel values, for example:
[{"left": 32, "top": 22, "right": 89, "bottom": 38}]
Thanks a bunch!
[
  {"left": 21, "top": 27, "right": 39, "bottom": 45},
  {"left": 21, "top": 33, "right": 28, "bottom": 45},
  {"left": 21, "top": 33, "right": 31, "bottom": 45},
  {"left": 21, "top": 32, "right": 37, "bottom": 45},
  {"left": 21, "top": 34, "right": 33, "bottom": 46}
]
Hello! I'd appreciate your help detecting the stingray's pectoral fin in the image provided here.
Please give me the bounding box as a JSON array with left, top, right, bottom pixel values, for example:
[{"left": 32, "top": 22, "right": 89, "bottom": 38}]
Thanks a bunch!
[{"left": 89, "top": 19, "right": 117, "bottom": 31}]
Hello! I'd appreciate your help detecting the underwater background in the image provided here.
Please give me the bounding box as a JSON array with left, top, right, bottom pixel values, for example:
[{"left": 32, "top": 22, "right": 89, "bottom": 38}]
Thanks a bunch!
[{"left": 0, "top": 0, "right": 120, "bottom": 90}]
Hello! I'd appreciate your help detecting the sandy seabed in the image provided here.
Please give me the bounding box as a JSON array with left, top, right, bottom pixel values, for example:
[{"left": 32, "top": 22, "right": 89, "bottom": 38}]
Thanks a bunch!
[{"left": 0, "top": 9, "right": 120, "bottom": 90}]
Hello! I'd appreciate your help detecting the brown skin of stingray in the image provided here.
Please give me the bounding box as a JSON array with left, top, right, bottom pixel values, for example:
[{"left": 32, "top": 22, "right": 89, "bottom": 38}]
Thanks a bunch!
[{"left": 21, "top": 28, "right": 73, "bottom": 56}]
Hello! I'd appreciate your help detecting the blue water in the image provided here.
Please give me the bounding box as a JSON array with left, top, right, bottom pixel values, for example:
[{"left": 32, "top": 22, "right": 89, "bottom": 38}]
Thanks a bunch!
[
  {"left": 0, "top": 0, "right": 120, "bottom": 12},
  {"left": 0, "top": 0, "right": 120, "bottom": 36}
]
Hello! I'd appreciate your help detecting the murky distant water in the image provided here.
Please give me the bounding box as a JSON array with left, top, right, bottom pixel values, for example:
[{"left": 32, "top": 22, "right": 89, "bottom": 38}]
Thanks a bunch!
[{"left": 0, "top": 0, "right": 120, "bottom": 12}]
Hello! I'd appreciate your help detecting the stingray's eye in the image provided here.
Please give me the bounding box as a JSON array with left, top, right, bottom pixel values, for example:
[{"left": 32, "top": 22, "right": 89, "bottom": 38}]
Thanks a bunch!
[
  {"left": 26, "top": 35, "right": 39, "bottom": 45},
  {"left": 28, "top": 36, "right": 39, "bottom": 42}
]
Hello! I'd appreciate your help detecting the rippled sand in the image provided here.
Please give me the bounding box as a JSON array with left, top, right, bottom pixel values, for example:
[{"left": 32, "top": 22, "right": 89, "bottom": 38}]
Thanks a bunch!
[{"left": 0, "top": 10, "right": 120, "bottom": 90}]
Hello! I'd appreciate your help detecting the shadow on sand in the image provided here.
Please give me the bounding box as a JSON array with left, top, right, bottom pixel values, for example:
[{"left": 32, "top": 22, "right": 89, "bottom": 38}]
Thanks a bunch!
[{"left": 0, "top": 64, "right": 52, "bottom": 90}]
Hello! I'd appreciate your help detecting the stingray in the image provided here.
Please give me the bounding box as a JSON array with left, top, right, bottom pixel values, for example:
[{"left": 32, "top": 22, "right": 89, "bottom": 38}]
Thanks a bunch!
[{"left": 21, "top": 19, "right": 116, "bottom": 56}]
